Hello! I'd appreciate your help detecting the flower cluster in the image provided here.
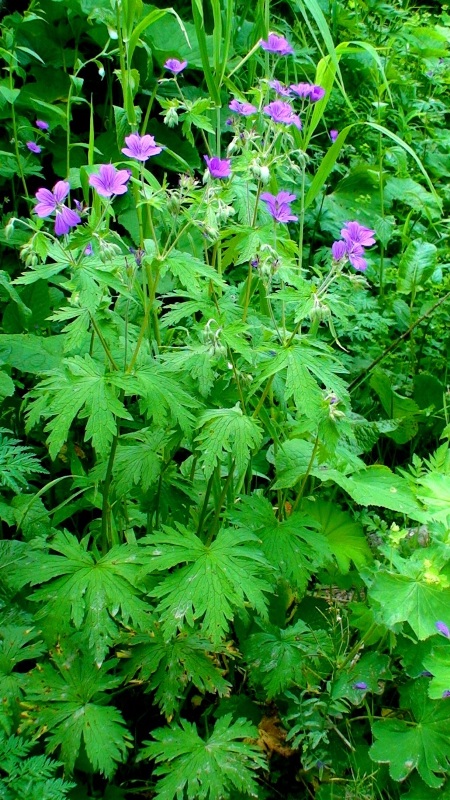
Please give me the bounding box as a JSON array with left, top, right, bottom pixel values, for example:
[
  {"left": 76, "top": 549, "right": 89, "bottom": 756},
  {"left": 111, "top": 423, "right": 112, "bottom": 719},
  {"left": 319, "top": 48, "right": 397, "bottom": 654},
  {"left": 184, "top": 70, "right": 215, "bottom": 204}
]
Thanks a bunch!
[
  {"left": 331, "top": 221, "right": 376, "bottom": 272},
  {"left": 290, "top": 82, "right": 325, "bottom": 102}
]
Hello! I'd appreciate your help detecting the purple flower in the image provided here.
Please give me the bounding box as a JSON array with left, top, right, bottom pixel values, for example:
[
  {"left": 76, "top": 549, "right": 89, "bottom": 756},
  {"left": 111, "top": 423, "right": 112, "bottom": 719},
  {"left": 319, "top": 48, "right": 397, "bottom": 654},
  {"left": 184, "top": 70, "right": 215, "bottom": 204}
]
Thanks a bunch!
[
  {"left": 290, "top": 82, "right": 313, "bottom": 98},
  {"left": 421, "top": 671, "right": 433, "bottom": 677},
  {"left": 84, "top": 243, "right": 93, "bottom": 256},
  {"left": 122, "top": 133, "right": 162, "bottom": 161},
  {"left": 443, "top": 690, "right": 450, "bottom": 698},
  {"left": 436, "top": 621, "right": 450, "bottom": 638},
  {"left": 35, "top": 119, "right": 49, "bottom": 131},
  {"left": 88, "top": 164, "right": 130, "bottom": 198},
  {"left": 204, "top": 155, "right": 231, "bottom": 179},
  {"left": 263, "top": 100, "right": 302, "bottom": 130},
  {"left": 164, "top": 58, "right": 188, "bottom": 74},
  {"left": 331, "top": 240, "right": 347, "bottom": 261},
  {"left": 229, "top": 99, "right": 258, "bottom": 116},
  {"left": 310, "top": 84, "right": 326, "bottom": 102},
  {"left": 34, "top": 181, "right": 81, "bottom": 236},
  {"left": 260, "top": 191, "right": 298, "bottom": 223},
  {"left": 269, "top": 80, "right": 291, "bottom": 96},
  {"left": 26, "top": 141, "right": 41, "bottom": 154},
  {"left": 347, "top": 242, "right": 368, "bottom": 272},
  {"left": 330, "top": 129, "right": 338, "bottom": 143},
  {"left": 260, "top": 33, "right": 293, "bottom": 56},
  {"left": 353, "top": 682, "right": 368, "bottom": 690},
  {"left": 341, "top": 221, "right": 376, "bottom": 248}
]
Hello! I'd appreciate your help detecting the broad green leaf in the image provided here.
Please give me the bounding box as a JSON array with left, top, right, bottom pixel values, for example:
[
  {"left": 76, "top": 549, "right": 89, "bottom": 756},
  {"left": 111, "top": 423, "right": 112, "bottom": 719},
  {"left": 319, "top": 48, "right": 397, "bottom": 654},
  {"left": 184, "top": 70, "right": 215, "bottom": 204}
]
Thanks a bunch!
[
  {"left": 25, "top": 656, "right": 130, "bottom": 777},
  {"left": 244, "top": 620, "right": 331, "bottom": 698},
  {"left": 303, "top": 500, "right": 372, "bottom": 572},
  {"left": 142, "top": 524, "right": 271, "bottom": 644},
  {"left": 0, "top": 334, "right": 63, "bottom": 374},
  {"left": 370, "top": 680, "right": 450, "bottom": 787},
  {"left": 397, "top": 240, "right": 438, "bottom": 294},
  {"left": 370, "top": 369, "right": 421, "bottom": 445},
  {"left": 17, "top": 532, "right": 152, "bottom": 665},
  {"left": 333, "top": 465, "right": 424, "bottom": 518},
  {"left": 272, "top": 438, "right": 316, "bottom": 490},
  {"left": 161, "top": 249, "right": 225, "bottom": 290},
  {"left": 423, "top": 647, "right": 450, "bottom": 700},
  {"left": 114, "top": 429, "right": 166, "bottom": 497},
  {"left": 331, "top": 651, "right": 391, "bottom": 704},
  {"left": 196, "top": 404, "right": 263, "bottom": 477},
  {"left": 123, "top": 629, "right": 230, "bottom": 719},
  {"left": 140, "top": 714, "right": 266, "bottom": 800},
  {"left": 369, "top": 549, "right": 450, "bottom": 640}
]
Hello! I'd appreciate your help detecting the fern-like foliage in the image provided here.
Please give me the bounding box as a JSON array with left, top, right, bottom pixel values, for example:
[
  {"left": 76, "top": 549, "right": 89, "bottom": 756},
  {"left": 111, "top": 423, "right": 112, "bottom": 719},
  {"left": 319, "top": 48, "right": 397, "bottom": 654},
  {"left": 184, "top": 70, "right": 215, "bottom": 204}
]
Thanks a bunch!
[
  {"left": 122, "top": 628, "right": 230, "bottom": 720},
  {"left": 142, "top": 524, "right": 272, "bottom": 645},
  {"left": 140, "top": 714, "right": 266, "bottom": 800},
  {"left": 21, "top": 653, "right": 131, "bottom": 776},
  {"left": 16, "top": 532, "right": 153, "bottom": 665},
  {"left": 0, "top": 731, "right": 74, "bottom": 800},
  {"left": 0, "top": 429, "right": 44, "bottom": 493}
]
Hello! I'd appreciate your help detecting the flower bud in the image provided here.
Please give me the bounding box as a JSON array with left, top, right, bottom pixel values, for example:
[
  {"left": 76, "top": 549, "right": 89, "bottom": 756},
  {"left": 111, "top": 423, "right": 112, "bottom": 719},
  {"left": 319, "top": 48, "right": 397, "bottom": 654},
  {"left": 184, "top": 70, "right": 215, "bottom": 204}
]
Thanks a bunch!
[{"left": 163, "top": 107, "right": 179, "bottom": 128}]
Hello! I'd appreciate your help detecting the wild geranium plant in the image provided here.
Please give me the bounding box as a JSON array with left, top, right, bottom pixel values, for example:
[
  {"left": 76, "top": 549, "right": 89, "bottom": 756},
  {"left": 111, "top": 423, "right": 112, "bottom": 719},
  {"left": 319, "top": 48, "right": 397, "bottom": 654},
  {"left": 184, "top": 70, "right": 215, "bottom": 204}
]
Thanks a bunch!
[{"left": 1, "top": 1, "right": 450, "bottom": 799}]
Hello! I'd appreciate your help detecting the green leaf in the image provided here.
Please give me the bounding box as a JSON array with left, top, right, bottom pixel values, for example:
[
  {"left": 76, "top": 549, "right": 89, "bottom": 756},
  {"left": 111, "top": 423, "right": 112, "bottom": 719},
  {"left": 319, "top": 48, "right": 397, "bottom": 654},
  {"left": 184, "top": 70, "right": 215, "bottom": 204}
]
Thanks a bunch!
[
  {"left": 303, "top": 500, "right": 372, "bottom": 573},
  {"left": 161, "top": 249, "right": 225, "bottom": 291},
  {"left": 143, "top": 524, "right": 271, "bottom": 645},
  {"left": 415, "top": 474, "right": 450, "bottom": 524},
  {"left": 229, "top": 495, "right": 330, "bottom": 592},
  {"left": 27, "top": 355, "right": 132, "bottom": 460},
  {"left": 0, "top": 730, "right": 74, "bottom": 800},
  {"left": 272, "top": 438, "right": 316, "bottom": 490},
  {"left": 368, "top": 549, "right": 450, "bottom": 639},
  {"left": 244, "top": 620, "right": 331, "bottom": 698},
  {"left": 17, "top": 532, "right": 152, "bottom": 665},
  {"left": 423, "top": 646, "right": 450, "bottom": 700},
  {"left": 25, "top": 655, "right": 130, "bottom": 777},
  {"left": 114, "top": 429, "right": 166, "bottom": 497},
  {"left": 123, "top": 629, "right": 230, "bottom": 720},
  {"left": 370, "top": 369, "right": 421, "bottom": 444},
  {"left": 0, "top": 625, "right": 45, "bottom": 735},
  {"left": 140, "top": 714, "right": 266, "bottom": 800},
  {"left": 196, "top": 405, "right": 263, "bottom": 478},
  {"left": 0, "top": 334, "right": 63, "bottom": 374},
  {"left": 332, "top": 651, "right": 391, "bottom": 704},
  {"left": 370, "top": 679, "right": 450, "bottom": 787},
  {"left": 397, "top": 240, "right": 438, "bottom": 294},
  {"left": 0, "top": 430, "right": 44, "bottom": 492},
  {"left": 332, "top": 465, "right": 424, "bottom": 518}
]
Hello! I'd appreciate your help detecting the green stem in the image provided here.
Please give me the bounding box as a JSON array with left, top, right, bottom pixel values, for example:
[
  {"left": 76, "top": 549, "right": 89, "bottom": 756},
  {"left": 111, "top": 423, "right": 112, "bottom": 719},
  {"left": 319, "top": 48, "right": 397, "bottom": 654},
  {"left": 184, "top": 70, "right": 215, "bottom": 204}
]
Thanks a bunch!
[
  {"left": 291, "top": 434, "right": 319, "bottom": 513},
  {"left": 101, "top": 433, "right": 120, "bottom": 553}
]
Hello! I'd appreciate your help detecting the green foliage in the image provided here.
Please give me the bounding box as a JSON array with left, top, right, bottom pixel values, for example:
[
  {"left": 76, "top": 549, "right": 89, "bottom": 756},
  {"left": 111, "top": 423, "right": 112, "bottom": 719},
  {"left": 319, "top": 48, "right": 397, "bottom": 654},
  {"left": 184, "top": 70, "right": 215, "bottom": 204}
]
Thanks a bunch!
[
  {"left": 0, "top": 731, "right": 74, "bottom": 800},
  {"left": 23, "top": 654, "right": 131, "bottom": 777},
  {"left": 370, "top": 680, "right": 450, "bottom": 788},
  {"left": 140, "top": 714, "right": 266, "bottom": 799},
  {"left": 144, "top": 524, "right": 271, "bottom": 644}
]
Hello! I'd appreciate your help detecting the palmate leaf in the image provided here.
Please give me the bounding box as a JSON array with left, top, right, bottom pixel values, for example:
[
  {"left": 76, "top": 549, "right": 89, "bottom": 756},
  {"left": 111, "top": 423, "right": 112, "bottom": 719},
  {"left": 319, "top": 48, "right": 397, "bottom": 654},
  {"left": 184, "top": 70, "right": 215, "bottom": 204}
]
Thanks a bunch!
[
  {"left": 370, "top": 679, "right": 450, "bottom": 788},
  {"left": 24, "top": 655, "right": 130, "bottom": 777},
  {"left": 26, "top": 355, "right": 132, "bottom": 460},
  {"left": 141, "top": 524, "right": 272, "bottom": 645},
  {"left": 140, "top": 714, "right": 266, "bottom": 800},
  {"left": 196, "top": 404, "right": 263, "bottom": 478},
  {"left": 228, "top": 495, "right": 330, "bottom": 592},
  {"left": 368, "top": 547, "right": 450, "bottom": 640},
  {"left": 303, "top": 499, "right": 373, "bottom": 573},
  {"left": 244, "top": 620, "right": 331, "bottom": 698},
  {"left": 113, "top": 362, "right": 199, "bottom": 435},
  {"left": 123, "top": 628, "right": 230, "bottom": 720},
  {"left": 16, "top": 532, "right": 152, "bottom": 665},
  {"left": 113, "top": 428, "right": 167, "bottom": 497}
]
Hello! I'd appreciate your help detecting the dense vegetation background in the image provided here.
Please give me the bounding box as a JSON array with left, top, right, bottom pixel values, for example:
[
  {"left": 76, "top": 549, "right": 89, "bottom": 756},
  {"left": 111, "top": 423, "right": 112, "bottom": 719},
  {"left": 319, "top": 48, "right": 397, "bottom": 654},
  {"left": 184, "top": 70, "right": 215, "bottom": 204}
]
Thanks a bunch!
[{"left": 0, "top": 0, "right": 449, "bottom": 798}]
